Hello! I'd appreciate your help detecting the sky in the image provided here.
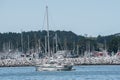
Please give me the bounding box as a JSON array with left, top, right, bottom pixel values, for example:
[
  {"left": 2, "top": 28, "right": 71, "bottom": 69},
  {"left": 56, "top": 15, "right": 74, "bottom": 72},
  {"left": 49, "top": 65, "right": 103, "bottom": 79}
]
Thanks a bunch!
[{"left": 0, "top": 0, "right": 120, "bottom": 36}]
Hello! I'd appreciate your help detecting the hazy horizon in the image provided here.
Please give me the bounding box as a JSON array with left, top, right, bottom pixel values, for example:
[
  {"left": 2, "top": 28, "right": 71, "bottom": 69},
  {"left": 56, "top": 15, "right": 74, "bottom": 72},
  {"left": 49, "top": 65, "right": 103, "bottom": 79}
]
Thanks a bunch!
[{"left": 0, "top": 0, "right": 120, "bottom": 37}]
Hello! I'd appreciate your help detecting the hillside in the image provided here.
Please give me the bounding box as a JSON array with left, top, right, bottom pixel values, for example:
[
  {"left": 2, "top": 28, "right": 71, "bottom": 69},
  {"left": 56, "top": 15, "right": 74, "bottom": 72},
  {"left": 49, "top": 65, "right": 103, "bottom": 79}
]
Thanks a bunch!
[{"left": 0, "top": 31, "right": 120, "bottom": 54}]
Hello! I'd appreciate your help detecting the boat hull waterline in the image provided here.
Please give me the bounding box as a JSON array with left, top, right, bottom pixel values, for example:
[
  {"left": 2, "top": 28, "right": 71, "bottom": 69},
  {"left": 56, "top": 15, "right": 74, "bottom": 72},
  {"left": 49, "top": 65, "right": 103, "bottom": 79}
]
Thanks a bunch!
[{"left": 36, "top": 64, "right": 73, "bottom": 71}]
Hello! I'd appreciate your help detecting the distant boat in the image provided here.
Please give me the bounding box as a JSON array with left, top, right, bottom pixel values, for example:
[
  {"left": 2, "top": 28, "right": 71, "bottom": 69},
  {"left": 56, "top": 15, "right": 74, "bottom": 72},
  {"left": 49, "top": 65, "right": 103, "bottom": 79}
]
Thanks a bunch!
[{"left": 36, "top": 58, "right": 73, "bottom": 71}]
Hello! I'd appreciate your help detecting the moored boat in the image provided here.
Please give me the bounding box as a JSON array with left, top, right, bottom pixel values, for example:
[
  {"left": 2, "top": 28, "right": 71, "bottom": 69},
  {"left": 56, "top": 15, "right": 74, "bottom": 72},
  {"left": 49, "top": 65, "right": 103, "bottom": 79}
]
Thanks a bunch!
[{"left": 36, "top": 58, "right": 73, "bottom": 71}]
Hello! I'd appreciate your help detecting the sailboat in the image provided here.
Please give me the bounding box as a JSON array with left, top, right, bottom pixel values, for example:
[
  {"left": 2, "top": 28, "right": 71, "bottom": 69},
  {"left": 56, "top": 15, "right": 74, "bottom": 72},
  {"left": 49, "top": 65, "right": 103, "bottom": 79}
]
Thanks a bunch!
[
  {"left": 35, "top": 6, "right": 73, "bottom": 71},
  {"left": 36, "top": 57, "right": 73, "bottom": 71}
]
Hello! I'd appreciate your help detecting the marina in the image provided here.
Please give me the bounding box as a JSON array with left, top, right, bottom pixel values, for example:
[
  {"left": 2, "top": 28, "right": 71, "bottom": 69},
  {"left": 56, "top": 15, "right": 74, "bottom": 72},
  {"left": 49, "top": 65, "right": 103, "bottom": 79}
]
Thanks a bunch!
[
  {"left": 0, "top": 0, "right": 120, "bottom": 80},
  {"left": 0, "top": 5, "right": 120, "bottom": 69}
]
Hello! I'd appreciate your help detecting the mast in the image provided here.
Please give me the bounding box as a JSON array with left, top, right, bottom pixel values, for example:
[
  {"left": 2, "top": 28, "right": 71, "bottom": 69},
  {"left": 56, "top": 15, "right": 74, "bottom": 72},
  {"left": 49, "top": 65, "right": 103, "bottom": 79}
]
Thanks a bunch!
[
  {"left": 104, "top": 39, "right": 108, "bottom": 56},
  {"left": 38, "top": 39, "right": 41, "bottom": 52},
  {"left": 8, "top": 41, "right": 11, "bottom": 51},
  {"left": 46, "top": 5, "right": 50, "bottom": 57},
  {"left": 73, "top": 41, "right": 75, "bottom": 53},
  {"left": 27, "top": 35, "right": 30, "bottom": 51},
  {"left": 88, "top": 41, "right": 90, "bottom": 56},
  {"left": 53, "top": 38, "right": 55, "bottom": 53},
  {"left": 21, "top": 31, "right": 23, "bottom": 53},
  {"left": 77, "top": 45, "right": 79, "bottom": 56},
  {"left": 64, "top": 38, "right": 67, "bottom": 50},
  {"left": 104, "top": 40, "right": 107, "bottom": 51},
  {"left": 55, "top": 33, "right": 58, "bottom": 52},
  {"left": 45, "top": 36, "right": 47, "bottom": 56}
]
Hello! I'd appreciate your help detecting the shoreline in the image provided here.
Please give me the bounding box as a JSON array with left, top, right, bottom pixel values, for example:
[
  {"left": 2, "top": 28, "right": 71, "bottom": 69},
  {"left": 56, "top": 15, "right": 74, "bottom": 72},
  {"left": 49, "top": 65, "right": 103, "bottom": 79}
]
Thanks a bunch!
[
  {"left": 0, "top": 63, "right": 120, "bottom": 67},
  {"left": 0, "top": 57, "right": 120, "bottom": 67}
]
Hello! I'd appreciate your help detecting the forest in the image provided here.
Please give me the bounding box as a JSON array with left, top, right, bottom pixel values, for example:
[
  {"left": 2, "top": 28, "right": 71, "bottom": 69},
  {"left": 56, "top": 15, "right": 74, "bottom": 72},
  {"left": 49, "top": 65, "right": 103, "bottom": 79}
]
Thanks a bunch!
[{"left": 0, "top": 30, "right": 120, "bottom": 55}]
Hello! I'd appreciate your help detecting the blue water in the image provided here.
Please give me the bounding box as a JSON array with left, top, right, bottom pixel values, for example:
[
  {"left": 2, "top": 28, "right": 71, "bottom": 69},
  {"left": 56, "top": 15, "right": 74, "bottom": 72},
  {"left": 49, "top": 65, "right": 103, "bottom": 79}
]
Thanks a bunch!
[{"left": 0, "top": 65, "right": 120, "bottom": 80}]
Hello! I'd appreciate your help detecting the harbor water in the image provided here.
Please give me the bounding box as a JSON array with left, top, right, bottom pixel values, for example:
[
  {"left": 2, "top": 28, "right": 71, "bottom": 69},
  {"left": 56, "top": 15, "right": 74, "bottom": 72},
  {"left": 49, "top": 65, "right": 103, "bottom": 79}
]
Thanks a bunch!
[{"left": 0, "top": 65, "right": 120, "bottom": 80}]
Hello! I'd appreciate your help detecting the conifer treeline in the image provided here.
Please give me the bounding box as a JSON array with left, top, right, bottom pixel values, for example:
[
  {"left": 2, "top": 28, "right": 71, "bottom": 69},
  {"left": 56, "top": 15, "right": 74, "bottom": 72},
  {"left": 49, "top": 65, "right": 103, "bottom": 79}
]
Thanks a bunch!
[{"left": 0, "top": 30, "right": 120, "bottom": 54}]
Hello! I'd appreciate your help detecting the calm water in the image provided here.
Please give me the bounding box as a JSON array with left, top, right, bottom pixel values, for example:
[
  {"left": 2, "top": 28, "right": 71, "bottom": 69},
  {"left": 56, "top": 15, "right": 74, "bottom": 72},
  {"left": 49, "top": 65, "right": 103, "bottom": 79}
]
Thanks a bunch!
[{"left": 0, "top": 65, "right": 120, "bottom": 80}]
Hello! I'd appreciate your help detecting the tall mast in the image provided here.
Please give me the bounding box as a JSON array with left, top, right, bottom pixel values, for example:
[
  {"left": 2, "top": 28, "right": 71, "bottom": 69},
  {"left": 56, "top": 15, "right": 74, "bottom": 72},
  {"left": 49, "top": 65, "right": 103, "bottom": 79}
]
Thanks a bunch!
[
  {"left": 53, "top": 38, "right": 55, "bottom": 53},
  {"left": 38, "top": 39, "right": 41, "bottom": 52},
  {"left": 8, "top": 41, "right": 11, "bottom": 51},
  {"left": 45, "top": 36, "right": 47, "bottom": 55},
  {"left": 27, "top": 35, "right": 30, "bottom": 51},
  {"left": 77, "top": 45, "right": 79, "bottom": 56},
  {"left": 104, "top": 40, "right": 107, "bottom": 51},
  {"left": 55, "top": 33, "right": 58, "bottom": 52},
  {"left": 73, "top": 41, "right": 75, "bottom": 52},
  {"left": 34, "top": 33, "right": 37, "bottom": 52},
  {"left": 21, "top": 30, "right": 23, "bottom": 53},
  {"left": 46, "top": 5, "right": 50, "bottom": 57},
  {"left": 64, "top": 38, "right": 67, "bottom": 50}
]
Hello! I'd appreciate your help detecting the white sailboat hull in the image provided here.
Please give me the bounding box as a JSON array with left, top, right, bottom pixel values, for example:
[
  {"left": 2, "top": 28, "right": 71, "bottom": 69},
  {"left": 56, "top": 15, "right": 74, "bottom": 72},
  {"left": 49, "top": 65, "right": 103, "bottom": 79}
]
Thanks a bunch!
[{"left": 36, "top": 64, "right": 73, "bottom": 71}]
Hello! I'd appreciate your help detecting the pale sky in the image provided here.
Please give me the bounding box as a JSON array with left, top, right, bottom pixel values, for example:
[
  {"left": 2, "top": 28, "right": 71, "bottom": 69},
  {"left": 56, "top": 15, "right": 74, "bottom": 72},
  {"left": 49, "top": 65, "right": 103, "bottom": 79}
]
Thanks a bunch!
[{"left": 0, "top": 0, "right": 120, "bottom": 36}]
